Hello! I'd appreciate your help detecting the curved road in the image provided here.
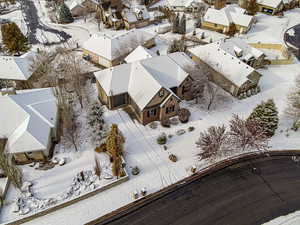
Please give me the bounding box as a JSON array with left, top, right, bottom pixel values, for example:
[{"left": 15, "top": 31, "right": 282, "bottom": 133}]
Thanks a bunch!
[
  {"left": 284, "top": 24, "right": 300, "bottom": 59},
  {"left": 20, "top": 0, "right": 71, "bottom": 45},
  {"left": 92, "top": 157, "right": 300, "bottom": 225}
]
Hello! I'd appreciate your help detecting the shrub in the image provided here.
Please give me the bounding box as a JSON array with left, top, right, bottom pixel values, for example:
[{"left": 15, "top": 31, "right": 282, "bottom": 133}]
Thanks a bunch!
[
  {"left": 161, "top": 118, "right": 171, "bottom": 128},
  {"left": 169, "top": 154, "right": 177, "bottom": 162},
  {"left": 178, "top": 108, "right": 191, "bottom": 123},
  {"left": 170, "top": 117, "right": 179, "bottom": 125},
  {"left": 188, "top": 126, "right": 195, "bottom": 132},
  {"left": 157, "top": 132, "right": 167, "bottom": 145},
  {"left": 149, "top": 121, "right": 158, "bottom": 129}
]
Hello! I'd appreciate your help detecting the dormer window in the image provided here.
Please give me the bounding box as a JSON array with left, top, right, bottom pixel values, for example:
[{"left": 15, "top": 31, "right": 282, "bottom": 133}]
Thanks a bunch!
[{"left": 159, "top": 90, "right": 164, "bottom": 97}]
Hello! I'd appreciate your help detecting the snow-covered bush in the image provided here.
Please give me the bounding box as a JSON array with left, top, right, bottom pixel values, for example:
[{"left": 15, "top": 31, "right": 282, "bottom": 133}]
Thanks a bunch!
[
  {"left": 149, "top": 121, "right": 158, "bottom": 129},
  {"left": 157, "top": 132, "right": 167, "bottom": 145},
  {"left": 161, "top": 118, "right": 171, "bottom": 128},
  {"left": 178, "top": 108, "right": 191, "bottom": 123}
]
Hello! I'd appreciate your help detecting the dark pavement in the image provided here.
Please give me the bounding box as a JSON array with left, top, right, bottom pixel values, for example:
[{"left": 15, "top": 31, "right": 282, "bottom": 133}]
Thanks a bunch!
[
  {"left": 20, "top": 0, "right": 71, "bottom": 45},
  {"left": 284, "top": 24, "right": 300, "bottom": 59},
  {"left": 96, "top": 157, "right": 300, "bottom": 225}
]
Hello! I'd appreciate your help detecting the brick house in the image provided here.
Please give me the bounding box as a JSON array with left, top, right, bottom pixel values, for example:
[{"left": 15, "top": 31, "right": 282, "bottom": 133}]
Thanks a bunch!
[
  {"left": 94, "top": 52, "right": 195, "bottom": 125},
  {"left": 82, "top": 29, "right": 156, "bottom": 68},
  {"left": 0, "top": 88, "right": 59, "bottom": 164},
  {"left": 189, "top": 38, "right": 262, "bottom": 98},
  {"left": 202, "top": 5, "right": 254, "bottom": 34}
]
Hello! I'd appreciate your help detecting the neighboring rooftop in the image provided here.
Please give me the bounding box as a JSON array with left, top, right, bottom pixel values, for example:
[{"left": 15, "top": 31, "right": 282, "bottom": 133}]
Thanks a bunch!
[
  {"left": 122, "top": 5, "right": 150, "bottom": 23},
  {"left": 124, "top": 45, "right": 155, "bottom": 63},
  {"left": 204, "top": 5, "right": 253, "bottom": 27},
  {"left": 83, "top": 29, "right": 156, "bottom": 60},
  {"left": 95, "top": 52, "right": 195, "bottom": 110},
  {"left": 0, "top": 51, "right": 35, "bottom": 81},
  {"left": 0, "top": 88, "right": 58, "bottom": 154},
  {"left": 257, "top": 0, "right": 283, "bottom": 8},
  {"left": 189, "top": 39, "right": 258, "bottom": 86}
]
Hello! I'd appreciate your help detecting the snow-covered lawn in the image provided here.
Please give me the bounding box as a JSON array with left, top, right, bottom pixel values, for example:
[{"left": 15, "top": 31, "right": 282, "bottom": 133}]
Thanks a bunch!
[{"left": 263, "top": 210, "right": 300, "bottom": 225}]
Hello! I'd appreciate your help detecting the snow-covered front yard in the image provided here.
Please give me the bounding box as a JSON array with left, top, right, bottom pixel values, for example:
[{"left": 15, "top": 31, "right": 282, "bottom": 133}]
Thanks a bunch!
[{"left": 1, "top": 0, "right": 300, "bottom": 223}]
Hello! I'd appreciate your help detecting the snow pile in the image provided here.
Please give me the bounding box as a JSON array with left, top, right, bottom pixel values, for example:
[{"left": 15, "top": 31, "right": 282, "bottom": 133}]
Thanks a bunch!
[{"left": 263, "top": 210, "right": 300, "bottom": 225}]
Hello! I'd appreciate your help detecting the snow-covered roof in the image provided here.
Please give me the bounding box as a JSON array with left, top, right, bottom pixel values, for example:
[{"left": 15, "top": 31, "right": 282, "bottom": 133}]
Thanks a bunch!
[
  {"left": 124, "top": 45, "right": 155, "bottom": 63},
  {"left": 257, "top": 0, "right": 282, "bottom": 8},
  {"left": 189, "top": 40, "right": 257, "bottom": 87},
  {"left": 168, "top": 0, "right": 200, "bottom": 8},
  {"left": 67, "top": 0, "right": 98, "bottom": 10},
  {"left": 95, "top": 52, "right": 194, "bottom": 110},
  {"left": 0, "top": 88, "right": 58, "bottom": 154},
  {"left": 0, "top": 51, "right": 35, "bottom": 81},
  {"left": 217, "top": 38, "right": 264, "bottom": 59},
  {"left": 203, "top": 5, "right": 253, "bottom": 27},
  {"left": 83, "top": 29, "right": 156, "bottom": 61},
  {"left": 123, "top": 5, "right": 150, "bottom": 23}
]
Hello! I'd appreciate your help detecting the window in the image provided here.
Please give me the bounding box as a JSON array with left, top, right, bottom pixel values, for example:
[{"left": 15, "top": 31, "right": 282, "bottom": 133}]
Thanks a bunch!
[
  {"left": 159, "top": 90, "right": 164, "bottom": 97},
  {"left": 166, "top": 105, "right": 175, "bottom": 114},
  {"left": 214, "top": 24, "right": 218, "bottom": 27},
  {"left": 147, "top": 108, "right": 157, "bottom": 117}
]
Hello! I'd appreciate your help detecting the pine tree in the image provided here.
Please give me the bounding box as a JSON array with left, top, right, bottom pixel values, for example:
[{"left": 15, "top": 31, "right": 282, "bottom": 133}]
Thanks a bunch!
[
  {"left": 179, "top": 14, "right": 186, "bottom": 34},
  {"left": 58, "top": 3, "right": 74, "bottom": 24},
  {"left": 172, "top": 13, "right": 180, "bottom": 33},
  {"left": 1, "top": 22, "right": 28, "bottom": 55},
  {"left": 247, "top": 99, "right": 279, "bottom": 137}
]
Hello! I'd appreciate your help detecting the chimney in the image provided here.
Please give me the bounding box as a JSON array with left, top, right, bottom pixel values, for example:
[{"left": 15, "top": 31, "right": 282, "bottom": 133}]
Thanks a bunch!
[
  {"left": 214, "top": 0, "right": 226, "bottom": 10},
  {"left": 0, "top": 87, "right": 16, "bottom": 96}
]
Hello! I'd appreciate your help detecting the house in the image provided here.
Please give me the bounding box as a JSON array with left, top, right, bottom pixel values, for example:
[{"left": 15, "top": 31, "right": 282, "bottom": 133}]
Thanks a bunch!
[
  {"left": 283, "top": 0, "right": 299, "bottom": 10},
  {"left": 124, "top": 45, "right": 155, "bottom": 63},
  {"left": 202, "top": 5, "right": 254, "bottom": 34},
  {"left": 67, "top": 0, "right": 99, "bottom": 17},
  {"left": 0, "top": 51, "right": 35, "bottom": 88},
  {"left": 122, "top": 5, "right": 150, "bottom": 29},
  {"left": 188, "top": 39, "right": 262, "bottom": 98},
  {"left": 167, "top": 0, "right": 203, "bottom": 12},
  {"left": 98, "top": 0, "right": 124, "bottom": 30},
  {"left": 94, "top": 52, "right": 195, "bottom": 125},
  {"left": 82, "top": 29, "right": 156, "bottom": 68},
  {"left": 213, "top": 37, "right": 266, "bottom": 68},
  {"left": 256, "top": 0, "right": 284, "bottom": 15},
  {"left": 0, "top": 88, "right": 59, "bottom": 164}
]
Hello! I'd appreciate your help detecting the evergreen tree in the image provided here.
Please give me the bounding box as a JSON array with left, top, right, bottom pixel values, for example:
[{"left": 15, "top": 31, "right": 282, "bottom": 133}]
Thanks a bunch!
[
  {"left": 247, "top": 99, "right": 279, "bottom": 137},
  {"left": 172, "top": 13, "right": 180, "bottom": 33},
  {"left": 1, "top": 22, "right": 28, "bottom": 55},
  {"left": 58, "top": 3, "right": 74, "bottom": 24},
  {"left": 179, "top": 14, "right": 186, "bottom": 34}
]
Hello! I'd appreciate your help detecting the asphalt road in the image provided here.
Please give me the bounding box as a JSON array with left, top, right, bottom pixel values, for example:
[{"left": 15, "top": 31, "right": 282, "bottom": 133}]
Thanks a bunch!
[
  {"left": 20, "top": 0, "right": 71, "bottom": 45},
  {"left": 96, "top": 157, "right": 300, "bottom": 225},
  {"left": 284, "top": 24, "right": 300, "bottom": 59}
]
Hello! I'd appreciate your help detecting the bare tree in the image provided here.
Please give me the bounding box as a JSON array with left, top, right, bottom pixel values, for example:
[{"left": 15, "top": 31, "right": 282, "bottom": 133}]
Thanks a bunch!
[
  {"left": 286, "top": 74, "right": 300, "bottom": 130},
  {"left": 184, "top": 64, "right": 208, "bottom": 103},
  {"left": 55, "top": 48, "right": 87, "bottom": 108},
  {"left": 205, "top": 82, "right": 220, "bottom": 110},
  {"left": 196, "top": 125, "right": 228, "bottom": 161},
  {"left": 228, "top": 114, "right": 269, "bottom": 152},
  {"left": 94, "top": 157, "right": 101, "bottom": 179},
  {"left": 53, "top": 82, "right": 80, "bottom": 152}
]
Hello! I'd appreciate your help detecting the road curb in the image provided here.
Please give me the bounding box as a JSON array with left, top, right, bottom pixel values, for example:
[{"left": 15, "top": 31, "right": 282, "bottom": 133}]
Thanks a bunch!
[{"left": 86, "top": 150, "right": 300, "bottom": 225}]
